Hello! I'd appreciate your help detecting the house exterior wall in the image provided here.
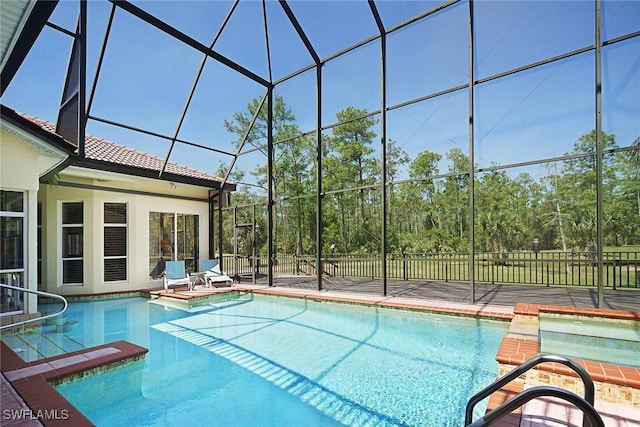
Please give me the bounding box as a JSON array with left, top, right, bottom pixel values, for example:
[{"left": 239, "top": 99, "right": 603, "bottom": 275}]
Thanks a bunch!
[
  {"left": 0, "top": 128, "right": 41, "bottom": 190},
  {"left": 0, "top": 130, "right": 50, "bottom": 316},
  {"left": 38, "top": 172, "right": 211, "bottom": 295}
]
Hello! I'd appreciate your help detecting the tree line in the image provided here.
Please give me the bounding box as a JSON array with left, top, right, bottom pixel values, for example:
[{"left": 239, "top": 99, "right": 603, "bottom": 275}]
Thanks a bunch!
[{"left": 217, "top": 96, "right": 640, "bottom": 257}]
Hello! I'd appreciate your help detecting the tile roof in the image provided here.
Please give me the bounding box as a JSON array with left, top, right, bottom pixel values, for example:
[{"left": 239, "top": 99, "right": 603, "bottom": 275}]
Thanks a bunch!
[{"left": 17, "top": 112, "right": 228, "bottom": 186}]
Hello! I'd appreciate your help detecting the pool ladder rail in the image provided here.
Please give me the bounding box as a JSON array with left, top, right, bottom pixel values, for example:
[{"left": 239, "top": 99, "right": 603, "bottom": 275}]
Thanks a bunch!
[
  {"left": 0, "top": 283, "right": 68, "bottom": 330},
  {"left": 465, "top": 354, "right": 605, "bottom": 427}
]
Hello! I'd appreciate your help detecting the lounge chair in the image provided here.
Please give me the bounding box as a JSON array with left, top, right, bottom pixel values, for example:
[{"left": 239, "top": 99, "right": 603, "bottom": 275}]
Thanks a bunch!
[
  {"left": 163, "top": 260, "right": 191, "bottom": 292},
  {"left": 203, "top": 259, "right": 233, "bottom": 287}
]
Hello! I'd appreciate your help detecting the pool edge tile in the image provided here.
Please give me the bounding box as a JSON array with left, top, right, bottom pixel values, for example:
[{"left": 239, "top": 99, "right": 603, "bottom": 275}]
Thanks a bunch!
[{"left": 1, "top": 340, "right": 148, "bottom": 427}]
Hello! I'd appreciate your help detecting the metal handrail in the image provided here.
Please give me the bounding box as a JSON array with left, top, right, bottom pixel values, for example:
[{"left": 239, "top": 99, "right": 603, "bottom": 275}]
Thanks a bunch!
[
  {"left": 466, "top": 386, "right": 604, "bottom": 427},
  {"left": 0, "top": 283, "right": 67, "bottom": 330},
  {"left": 465, "top": 354, "right": 595, "bottom": 425}
]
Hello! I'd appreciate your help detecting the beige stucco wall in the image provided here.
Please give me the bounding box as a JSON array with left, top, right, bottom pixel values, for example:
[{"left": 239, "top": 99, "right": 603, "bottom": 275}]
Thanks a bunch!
[
  {"left": 0, "top": 129, "right": 41, "bottom": 191},
  {"left": 39, "top": 170, "right": 212, "bottom": 295},
  {"left": 0, "top": 127, "right": 66, "bottom": 315}
]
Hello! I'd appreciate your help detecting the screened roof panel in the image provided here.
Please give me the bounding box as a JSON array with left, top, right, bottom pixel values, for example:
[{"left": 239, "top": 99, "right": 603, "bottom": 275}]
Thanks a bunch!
[
  {"left": 170, "top": 140, "right": 230, "bottom": 176},
  {"left": 214, "top": 1, "right": 272, "bottom": 82},
  {"left": 387, "top": 89, "right": 469, "bottom": 175},
  {"left": 263, "top": 1, "right": 316, "bottom": 81},
  {"left": 321, "top": 41, "right": 381, "bottom": 124},
  {"left": 374, "top": 0, "right": 448, "bottom": 30},
  {"left": 234, "top": 147, "right": 268, "bottom": 186},
  {"left": 474, "top": 1, "right": 594, "bottom": 79},
  {"left": 1, "top": 24, "right": 69, "bottom": 120},
  {"left": 474, "top": 52, "right": 595, "bottom": 168},
  {"left": 47, "top": 0, "right": 78, "bottom": 30},
  {"left": 602, "top": 0, "right": 640, "bottom": 42},
  {"left": 129, "top": 0, "right": 233, "bottom": 49},
  {"left": 387, "top": 2, "right": 468, "bottom": 107},
  {"left": 286, "top": 0, "right": 379, "bottom": 59},
  {"left": 273, "top": 68, "right": 317, "bottom": 134},
  {"left": 602, "top": 39, "right": 640, "bottom": 148},
  {"left": 2, "top": 0, "right": 638, "bottom": 191},
  {"left": 89, "top": 9, "right": 205, "bottom": 136},
  {"left": 177, "top": 58, "right": 265, "bottom": 158}
]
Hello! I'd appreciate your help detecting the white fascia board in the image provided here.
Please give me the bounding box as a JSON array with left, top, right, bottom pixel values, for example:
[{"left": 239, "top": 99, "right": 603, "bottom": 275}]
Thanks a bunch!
[{"left": 1, "top": 119, "right": 70, "bottom": 177}]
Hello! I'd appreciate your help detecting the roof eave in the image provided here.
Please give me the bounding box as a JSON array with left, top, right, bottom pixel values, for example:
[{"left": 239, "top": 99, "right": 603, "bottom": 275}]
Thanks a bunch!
[
  {"left": 1, "top": 104, "right": 77, "bottom": 154},
  {"left": 72, "top": 158, "right": 234, "bottom": 191}
]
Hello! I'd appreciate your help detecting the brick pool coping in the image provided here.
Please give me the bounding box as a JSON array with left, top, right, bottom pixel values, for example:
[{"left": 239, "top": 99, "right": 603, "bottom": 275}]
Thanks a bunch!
[
  {"left": 492, "top": 302, "right": 640, "bottom": 419},
  {"left": 515, "top": 302, "right": 640, "bottom": 320},
  {"left": 1, "top": 340, "right": 147, "bottom": 427},
  {"left": 501, "top": 303, "right": 640, "bottom": 388},
  {"left": 148, "top": 284, "right": 517, "bottom": 320}
]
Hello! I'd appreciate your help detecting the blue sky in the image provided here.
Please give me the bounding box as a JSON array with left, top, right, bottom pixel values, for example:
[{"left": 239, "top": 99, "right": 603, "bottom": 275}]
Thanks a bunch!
[{"left": 2, "top": 0, "right": 639, "bottom": 186}]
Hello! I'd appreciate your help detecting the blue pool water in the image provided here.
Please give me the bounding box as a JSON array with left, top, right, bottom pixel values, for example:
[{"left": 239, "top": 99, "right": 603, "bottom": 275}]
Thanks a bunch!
[
  {"left": 539, "top": 315, "right": 640, "bottom": 368},
  {"left": 6, "top": 293, "right": 508, "bottom": 426}
]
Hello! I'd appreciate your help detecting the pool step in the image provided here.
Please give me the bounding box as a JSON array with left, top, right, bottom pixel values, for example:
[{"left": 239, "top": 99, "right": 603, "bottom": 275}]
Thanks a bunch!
[{"left": 0, "top": 325, "right": 86, "bottom": 362}]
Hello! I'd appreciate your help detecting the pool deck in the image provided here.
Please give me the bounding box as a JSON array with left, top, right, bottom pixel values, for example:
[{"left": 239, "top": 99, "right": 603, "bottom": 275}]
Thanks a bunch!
[
  {"left": 2, "top": 279, "right": 639, "bottom": 426},
  {"left": 152, "top": 274, "right": 640, "bottom": 313},
  {"left": 265, "top": 275, "right": 640, "bottom": 312}
]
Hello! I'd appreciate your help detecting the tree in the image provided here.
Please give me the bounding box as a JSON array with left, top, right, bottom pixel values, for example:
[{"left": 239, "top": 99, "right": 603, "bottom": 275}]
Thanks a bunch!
[
  {"left": 558, "top": 130, "right": 618, "bottom": 250},
  {"left": 385, "top": 139, "right": 410, "bottom": 185},
  {"left": 441, "top": 148, "right": 471, "bottom": 247},
  {"left": 221, "top": 99, "right": 639, "bottom": 267},
  {"left": 512, "top": 172, "right": 545, "bottom": 250},
  {"left": 475, "top": 169, "right": 522, "bottom": 257},
  {"left": 540, "top": 162, "right": 570, "bottom": 252},
  {"left": 223, "top": 96, "right": 314, "bottom": 256},
  {"left": 382, "top": 139, "right": 410, "bottom": 251},
  {"left": 323, "top": 107, "right": 379, "bottom": 252},
  {"left": 609, "top": 137, "right": 640, "bottom": 245}
]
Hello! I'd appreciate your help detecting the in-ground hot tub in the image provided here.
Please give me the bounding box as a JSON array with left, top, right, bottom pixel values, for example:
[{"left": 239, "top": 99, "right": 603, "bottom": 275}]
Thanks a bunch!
[{"left": 539, "top": 313, "right": 640, "bottom": 368}]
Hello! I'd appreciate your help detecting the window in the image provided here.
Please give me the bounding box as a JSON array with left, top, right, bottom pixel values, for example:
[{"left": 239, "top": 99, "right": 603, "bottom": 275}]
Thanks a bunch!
[
  {"left": 62, "top": 202, "right": 83, "bottom": 285},
  {"left": 149, "top": 212, "right": 199, "bottom": 279},
  {"left": 1, "top": 191, "right": 25, "bottom": 313},
  {"left": 104, "top": 203, "right": 127, "bottom": 282}
]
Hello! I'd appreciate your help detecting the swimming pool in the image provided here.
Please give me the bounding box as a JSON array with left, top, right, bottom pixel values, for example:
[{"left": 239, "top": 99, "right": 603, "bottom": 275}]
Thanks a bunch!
[{"left": 7, "top": 293, "right": 508, "bottom": 426}]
